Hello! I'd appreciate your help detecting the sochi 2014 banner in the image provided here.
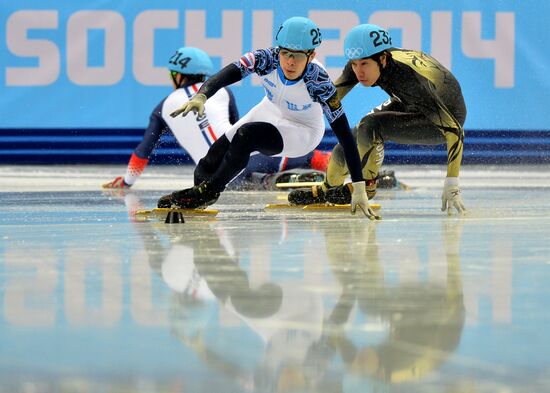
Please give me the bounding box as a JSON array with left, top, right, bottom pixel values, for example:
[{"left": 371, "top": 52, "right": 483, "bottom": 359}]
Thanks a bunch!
[{"left": 1, "top": 0, "right": 548, "bottom": 131}]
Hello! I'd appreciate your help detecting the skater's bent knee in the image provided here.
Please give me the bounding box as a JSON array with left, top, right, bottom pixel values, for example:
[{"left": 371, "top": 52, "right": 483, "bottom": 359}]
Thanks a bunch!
[
  {"left": 357, "top": 115, "right": 381, "bottom": 146},
  {"left": 331, "top": 144, "right": 346, "bottom": 166}
]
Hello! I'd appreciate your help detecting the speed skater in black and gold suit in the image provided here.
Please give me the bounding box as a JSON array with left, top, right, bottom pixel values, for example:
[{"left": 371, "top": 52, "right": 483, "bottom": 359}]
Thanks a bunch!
[{"left": 289, "top": 23, "right": 467, "bottom": 215}]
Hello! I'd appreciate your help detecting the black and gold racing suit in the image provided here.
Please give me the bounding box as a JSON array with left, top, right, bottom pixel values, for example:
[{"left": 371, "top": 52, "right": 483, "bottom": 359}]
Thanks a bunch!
[{"left": 327, "top": 48, "right": 467, "bottom": 188}]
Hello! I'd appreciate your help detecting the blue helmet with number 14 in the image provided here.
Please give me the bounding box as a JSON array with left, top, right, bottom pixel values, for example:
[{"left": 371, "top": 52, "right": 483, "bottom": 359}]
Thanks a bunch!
[
  {"left": 344, "top": 24, "right": 393, "bottom": 60},
  {"left": 275, "top": 16, "right": 322, "bottom": 51},
  {"left": 167, "top": 46, "right": 214, "bottom": 76}
]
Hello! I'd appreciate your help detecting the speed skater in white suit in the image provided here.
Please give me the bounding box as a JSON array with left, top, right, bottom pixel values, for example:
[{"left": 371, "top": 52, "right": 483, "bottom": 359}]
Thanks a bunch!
[
  {"left": 159, "top": 17, "right": 379, "bottom": 219},
  {"left": 102, "top": 46, "right": 330, "bottom": 191}
]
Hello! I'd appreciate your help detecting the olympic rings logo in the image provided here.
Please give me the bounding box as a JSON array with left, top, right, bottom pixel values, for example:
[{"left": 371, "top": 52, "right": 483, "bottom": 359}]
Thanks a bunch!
[
  {"left": 280, "top": 42, "right": 303, "bottom": 50},
  {"left": 345, "top": 47, "right": 364, "bottom": 58}
]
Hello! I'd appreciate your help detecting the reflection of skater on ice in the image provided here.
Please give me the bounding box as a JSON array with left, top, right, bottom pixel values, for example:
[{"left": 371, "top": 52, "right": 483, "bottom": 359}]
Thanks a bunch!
[
  {"left": 133, "top": 220, "right": 330, "bottom": 392},
  {"left": 320, "top": 220, "right": 466, "bottom": 389}
]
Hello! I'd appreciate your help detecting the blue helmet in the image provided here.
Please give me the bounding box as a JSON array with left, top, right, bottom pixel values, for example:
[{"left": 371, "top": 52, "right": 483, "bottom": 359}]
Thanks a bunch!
[
  {"left": 167, "top": 46, "right": 214, "bottom": 76},
  {"left": 275, "top": 16, "right": 322, "bottom": 51},
  {"left": 344, "top": 24, "right": 393, "bottom": 60}
]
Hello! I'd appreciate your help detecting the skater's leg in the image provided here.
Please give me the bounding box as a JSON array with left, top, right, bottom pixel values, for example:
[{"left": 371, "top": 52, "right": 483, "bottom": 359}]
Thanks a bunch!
[
  {"left": 194, "top": 135, "right": 230, "bottom": 185},
  {"left": 208, "top": 122, "right": 283, "bottom": 191},
  {"left": 158, "top": 122, "right": 283, "bottom": 208}
]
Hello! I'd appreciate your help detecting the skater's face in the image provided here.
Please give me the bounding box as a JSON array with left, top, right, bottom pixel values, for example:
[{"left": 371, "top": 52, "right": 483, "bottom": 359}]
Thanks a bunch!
[
  {"left": 170, "top": 70, "right": 183, "bottom": 89},
  {"left": 351, "top": 54, "right": 387, "bottom": 87},
  {"left": 279, "top": 48, "right": 315, "bottom": 80}
]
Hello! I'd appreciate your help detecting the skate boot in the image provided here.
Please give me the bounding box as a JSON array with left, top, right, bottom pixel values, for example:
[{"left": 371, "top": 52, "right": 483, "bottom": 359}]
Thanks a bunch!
[
  {"left": 325, "top": 179, "right": 377, "bottom": 205},
  {"left": 377, "top": 170, "right": 397, "bottom": 189},
  {"left": 285, "top": 170, "right": 325, "bottom": 184},
  {"left": 260, "top": 169, "right": 326, "bottom": 191},
  {"left": 287, "top": 182, "right": 329, "bottom": 205},
  {"left": 276, "top": 169, "right": 325, "bottom": 185},
  {"left": 325, "top": 183, "right": 352, "bottom": 204},
  {"left": 102, "top": 176, "right": 131, "bottom": 189},
  {"left": 157, "top": 181, "right": 220, "bottom": 209},
  {"left": 275, "top": 170, "right": 325, "bottom": 184}
]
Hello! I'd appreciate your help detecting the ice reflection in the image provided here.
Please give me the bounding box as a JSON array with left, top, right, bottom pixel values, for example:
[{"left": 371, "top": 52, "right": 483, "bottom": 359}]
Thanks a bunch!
[
  {"left": 2, "top": 180, "right": 550, "bottom": 392},
  {"left": 133, "top": 217, "right": 466, "bottom": 392}
]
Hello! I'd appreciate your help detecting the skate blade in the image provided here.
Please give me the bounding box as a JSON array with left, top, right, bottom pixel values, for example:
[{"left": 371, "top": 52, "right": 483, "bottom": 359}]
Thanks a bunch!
[
  {"left": 265, "top": 203, "right": 381, "bottom": 211},
  {"left": 303, "top": 203, "right": 381, "bottom": 211},
  {"left": 134, "top": 207, "right": 218, "bottom": 221},
  {"left": 397, "top": 181, "right": 413, "bottom": 191},
  {"left": 275, "top": 181, "right": 323, "bottom": 189}
]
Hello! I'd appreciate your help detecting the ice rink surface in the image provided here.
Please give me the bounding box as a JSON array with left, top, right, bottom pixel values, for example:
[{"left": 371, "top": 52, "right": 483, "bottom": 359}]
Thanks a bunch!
[{"left": 1, "top": 164, "right": 549, "bottom": 393}]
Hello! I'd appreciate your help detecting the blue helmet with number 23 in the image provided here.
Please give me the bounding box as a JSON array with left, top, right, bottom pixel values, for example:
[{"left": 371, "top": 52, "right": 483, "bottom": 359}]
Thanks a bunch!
[
  {"left": 275, "top": 16, "right": 322, "bottom": 51},
  {"left": 344, "top": 24, "right": 393, "bottom": 60},
  {"left": 167, "top": 46, "right": 214, "bottom": 76}
]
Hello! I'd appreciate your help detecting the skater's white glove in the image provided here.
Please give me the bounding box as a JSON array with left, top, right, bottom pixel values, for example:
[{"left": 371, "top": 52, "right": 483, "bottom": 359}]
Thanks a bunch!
[
  {"left": 170, "top": 93, "right": 207, "bottom": 117},
  {"left": 351, "top": 181, "right": 381, "bottom": 220},
  {"left": 441, "top": 177, "right": 466, "bottom": 214}
]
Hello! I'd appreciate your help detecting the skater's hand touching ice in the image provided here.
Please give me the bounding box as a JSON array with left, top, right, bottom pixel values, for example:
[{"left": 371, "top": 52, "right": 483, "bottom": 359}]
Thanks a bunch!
[
  {"left": 441, "top": 177, "right": 466, "bottom": 214},
  {"left": 351, "top": 181, "right": 381, "bottom": 220}
]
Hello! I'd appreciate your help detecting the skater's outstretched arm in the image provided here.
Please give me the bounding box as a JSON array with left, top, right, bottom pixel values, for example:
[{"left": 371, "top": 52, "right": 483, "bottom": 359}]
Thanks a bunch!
[{"left": 170, "top": 64, "right": 243, "bottom": 117}]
